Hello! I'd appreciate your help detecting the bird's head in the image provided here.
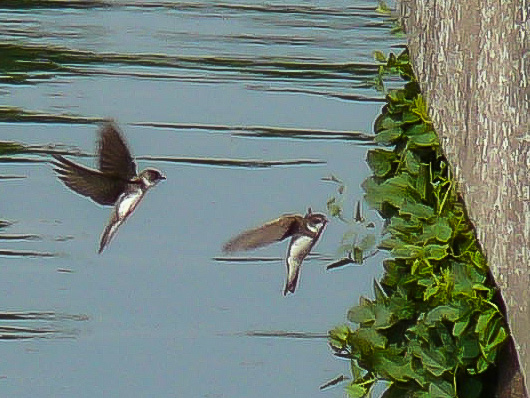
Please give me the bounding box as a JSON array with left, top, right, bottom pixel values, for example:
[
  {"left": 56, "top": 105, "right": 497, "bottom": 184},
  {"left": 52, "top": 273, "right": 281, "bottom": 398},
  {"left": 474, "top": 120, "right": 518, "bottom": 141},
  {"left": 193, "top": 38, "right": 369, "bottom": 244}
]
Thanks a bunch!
[
  {"left": 139, "top": 168, "right": 166, "bottom": 187},
  {"left": 304, "top": 209, "right": 327, "bottom": 233}
]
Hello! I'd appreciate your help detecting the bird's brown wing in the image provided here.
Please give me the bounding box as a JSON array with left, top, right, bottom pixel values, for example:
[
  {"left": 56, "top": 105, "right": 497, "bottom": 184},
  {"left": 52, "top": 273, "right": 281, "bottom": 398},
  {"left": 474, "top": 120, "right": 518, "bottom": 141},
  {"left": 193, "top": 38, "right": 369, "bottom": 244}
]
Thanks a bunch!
[
  {"left": 223, "top": 215, "right": 303, "bottom": 253},
  {"left": 53, "top": 154, "right": 126, "bottom": 205},
  {"left": 97, "top": 122, "right": 137, "bottom": 180}
]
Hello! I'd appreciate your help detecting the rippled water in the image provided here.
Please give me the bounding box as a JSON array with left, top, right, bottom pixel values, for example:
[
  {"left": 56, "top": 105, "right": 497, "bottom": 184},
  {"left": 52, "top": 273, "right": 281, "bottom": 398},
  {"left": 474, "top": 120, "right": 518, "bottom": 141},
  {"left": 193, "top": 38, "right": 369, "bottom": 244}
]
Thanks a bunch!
[{"left": 0, "top": 1, "right": 400, "bottom": 397}]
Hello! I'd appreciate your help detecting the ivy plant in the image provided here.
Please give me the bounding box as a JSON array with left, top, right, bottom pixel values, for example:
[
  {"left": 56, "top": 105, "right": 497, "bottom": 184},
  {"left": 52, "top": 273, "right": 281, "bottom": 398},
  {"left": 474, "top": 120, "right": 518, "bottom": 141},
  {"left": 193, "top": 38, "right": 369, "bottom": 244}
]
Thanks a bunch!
[{"left": 327, "top": 49, "right": 508, "bottom": 398}]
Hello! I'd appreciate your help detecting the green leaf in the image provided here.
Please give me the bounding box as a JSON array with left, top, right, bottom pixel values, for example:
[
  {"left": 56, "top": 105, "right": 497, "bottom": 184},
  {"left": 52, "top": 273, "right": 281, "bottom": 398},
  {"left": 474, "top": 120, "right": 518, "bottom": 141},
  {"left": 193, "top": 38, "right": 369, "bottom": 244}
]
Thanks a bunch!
[
  {"left": 375, "top": 127, "right": 403, "bottom": 145},
  {"left": 424, "top": 217, "right": 453, "bottom": 242},
  {"left": 329, "top": 325, "right": 351, "bottom": 350},
  {"left": 348, "top": 301, "right": 375, "bottom": 325},
  {"left": 476, "top": 356, "right": 489, "bottom": 373},
  {"left": 411, "top": 95, "right": 432, "bottom": 124},
  {"left": 373, "top": 352, "right": 421, "bottom": 384},
  {"left": 351, "top": 328, "right": 387, "bottom": 352},
  {"left": 350, "top": 359, "right": 365, "bottom": 380},
  {"left": 429, "top": 380, "right": 456, "bottom": 398},
  {"left": 410, "top": 341, "right": 454, "bottom": 377},
  {"left": 471, "top": 250, "right": 488, "bottom": 271},
  {"left": 400, "top": 202, "right": 435, "bottom": 220},
  {"left": 425, "top": 305, "right": 463, "bottom": 325},
  {"left": 418, "top": 347, "right": 452, "bottom": 377},
  {"left": 475, "top": 310, "right": 496, "bottom": 340},
  {"left": 374, "top": 113, "right": 402, "bottom": 133},
  {"left": 423, "top": 244, "right": 448, "bottom": 260},
  {"left": 363, "top": 174, "right": 421, "bottom": 211},
  {"left": 388, "top": 296, "right": 415, "bottom": 321},
  {"left": 391, "top": 244, "right": 423, "bottom": 260},
  {"left": 366, "top": 149, "right": 395, "bottom": 177},
  {"left": 417, "top": 164, "right": 430, "bottom": 200},
  {"left": 404, "top": 150, "right": 421, "bottom": 175},
  {"left": 409, "top": 131, "right": 439, "bottom": 147},
  {"left": 453, "top": 318, "right": 470, "bottom": 337},
  {"left": 402, "top": 111, "right": 420, "bottom": 123},
  {"left": 403, "top": 123, "right": 430, "bottom": 136},
  {"left": 424, "top": 284, "right": 440, "bottom": 300},
  {"left": 346, "top": 382, "right": 368, "bottom": 398},
  {"left": 327, "top": 197, "right": 342, "bottom": 217},
  {"left": 374, "top": 50, "right": 387, "bottom": 62},
  {"left": 375, "top": 1, "right": 392, "bottom": 15},
  {"left": 480, "top": 316, "right": 508, "bottom": 357},
  {"left": 460, "top": 334, "right": 481, "bottom": 360},
  {"left": 394, "top": 244, "right": 446, "bottom": 261},
  {"left": 373, "top": 303, "right": 394, "bottom": 330},
  {"left": 388, "top": 215, "right": 422, "bottom": 234}
]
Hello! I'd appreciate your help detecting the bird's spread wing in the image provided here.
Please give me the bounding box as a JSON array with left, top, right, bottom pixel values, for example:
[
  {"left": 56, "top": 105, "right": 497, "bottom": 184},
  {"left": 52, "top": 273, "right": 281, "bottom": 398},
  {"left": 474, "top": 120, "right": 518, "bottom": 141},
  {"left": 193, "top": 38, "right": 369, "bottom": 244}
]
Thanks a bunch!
[
  {"left": 52, "top": 154, "right": 127, "bottom": 205},
  {"left": 223, "top": 215, "right": 302, "bottom": 253},
  {"left": 98, "top": 122, "right": 137, "bottom": 180}
]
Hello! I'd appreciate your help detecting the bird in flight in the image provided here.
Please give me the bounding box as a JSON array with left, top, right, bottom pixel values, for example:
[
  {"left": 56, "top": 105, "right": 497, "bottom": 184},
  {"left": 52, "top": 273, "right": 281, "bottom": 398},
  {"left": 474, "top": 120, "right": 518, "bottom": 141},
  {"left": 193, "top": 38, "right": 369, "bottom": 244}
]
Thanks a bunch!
[
  {"left": 223, "top": 209, "right": 327, "bottom": 295},
  {"left": 52, "top": 122, "right": 166, "bottom": 253}
]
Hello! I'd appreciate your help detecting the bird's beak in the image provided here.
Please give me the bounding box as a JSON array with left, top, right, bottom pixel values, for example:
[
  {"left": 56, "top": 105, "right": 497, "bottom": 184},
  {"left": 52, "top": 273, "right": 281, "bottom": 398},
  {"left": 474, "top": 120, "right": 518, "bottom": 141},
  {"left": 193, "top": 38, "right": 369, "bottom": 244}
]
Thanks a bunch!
[{"left": 160, "top": 175, "right": 167, "bottom": 180}]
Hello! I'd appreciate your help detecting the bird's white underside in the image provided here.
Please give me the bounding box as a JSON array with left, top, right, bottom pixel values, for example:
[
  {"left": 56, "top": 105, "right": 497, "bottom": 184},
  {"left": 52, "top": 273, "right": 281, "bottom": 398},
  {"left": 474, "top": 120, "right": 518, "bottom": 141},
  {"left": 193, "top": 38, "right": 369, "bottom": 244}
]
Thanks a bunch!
[{"left": 118, "top": 190, "right": 142, "bottom": 218}]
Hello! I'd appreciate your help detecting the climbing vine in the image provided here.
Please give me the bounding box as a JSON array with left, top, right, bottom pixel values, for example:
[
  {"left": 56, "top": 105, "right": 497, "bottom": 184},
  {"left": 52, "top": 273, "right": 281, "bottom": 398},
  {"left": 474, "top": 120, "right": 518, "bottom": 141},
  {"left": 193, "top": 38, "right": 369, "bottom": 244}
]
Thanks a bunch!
[{"left": 327, "top": 49, "right": 508, "bottom": 398}]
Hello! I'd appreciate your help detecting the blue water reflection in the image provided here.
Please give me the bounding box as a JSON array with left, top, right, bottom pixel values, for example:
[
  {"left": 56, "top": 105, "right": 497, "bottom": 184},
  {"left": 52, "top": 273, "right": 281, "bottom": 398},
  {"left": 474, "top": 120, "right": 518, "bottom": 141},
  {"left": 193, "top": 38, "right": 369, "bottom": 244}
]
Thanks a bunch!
[{"left": 0, "top": 1, "right": 399, "bottom": 397}]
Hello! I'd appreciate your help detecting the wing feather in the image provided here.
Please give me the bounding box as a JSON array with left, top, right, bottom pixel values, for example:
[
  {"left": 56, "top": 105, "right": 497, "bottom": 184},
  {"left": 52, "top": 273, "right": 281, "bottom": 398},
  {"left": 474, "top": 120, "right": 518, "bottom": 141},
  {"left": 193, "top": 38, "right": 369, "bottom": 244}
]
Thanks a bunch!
[
  {"left": 223, "top": 215, "right": 302, "bottom": 253},
  {"left": 97, "top": 122, "right": 137, "bottom": 179},
  {"left": 52, "top": 154, "right": 126, "bottom": 205}
]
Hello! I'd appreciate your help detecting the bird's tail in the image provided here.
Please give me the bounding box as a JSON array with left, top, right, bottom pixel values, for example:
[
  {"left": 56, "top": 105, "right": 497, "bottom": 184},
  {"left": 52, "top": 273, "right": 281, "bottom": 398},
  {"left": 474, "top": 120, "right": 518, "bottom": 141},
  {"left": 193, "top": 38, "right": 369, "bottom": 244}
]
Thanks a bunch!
[
  {"left": 284, "top": 259, "right": 301, "bottom": 295},
  {"left": 98, "top": 214, "right": 121, "bottom": 254}
]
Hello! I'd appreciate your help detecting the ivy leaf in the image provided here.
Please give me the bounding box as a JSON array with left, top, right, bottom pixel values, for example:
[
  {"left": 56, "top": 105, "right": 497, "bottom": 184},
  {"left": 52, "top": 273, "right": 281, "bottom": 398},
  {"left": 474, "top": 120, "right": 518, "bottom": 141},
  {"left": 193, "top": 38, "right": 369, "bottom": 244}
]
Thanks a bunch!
[
  {"left": 346, "top": 382, "right": 368, "bottom": 398},
  {"left": 400, "top": 202, "right": 435, "bottom": 220},
  {"left": 459, "top": 334, "right": 481, "bottom": 361},
  {"left": 373, "top": 303, "right": 394, "bottom": 330},
  {"left": 373, "top": 50, "right": 387, "bottom": 62},
  {"left": 388, "top": 296, "right": 415, "bottom": 321},
  {"left": 363, "top": 174, "right": 421, "bottom": 212},
  {"left": 350, "top": 328, "right": 387, "bottom": 354},
  {"left": 391, "top": 244, "right": 423, "bottom": 260},
  {"left": 428, "top": 380, "right": 456, "bottom": 398},
  {"left": 475, "top": 310, "right": 496, "bottom": 341},
  {"left": 329, "top": 325, "right": 352, "bottom": 350},
  {"left": 373, "top": 352, "right": 421, "bottom": 385},
  {"left": 413, "top": 344, "right": 452, "bottom": 377},
  {"left": 409, "top": 131, "right": 439, "bottom": 147},
  {"left": 403, "top": 123, "right": 430, "bottom": 136},
  {"left": 453, "top": 318, "right": 470, "bottom": 337},
  {"left": 404, "top": 150, "right": 421, "bottom": 175},
  {"left": 423, "top": 244, "right": 448, "bottom": 260},
  {"left": 374, "top": 113, "right": 402, "bottom": 133},
  {"left": 375, "top": 127, "right": 403, "bottom": 145},
  {"left": 366, "top": 149, "right": 396, "bottom": 177},
  {"left": 388, "top": 215, "right": 422, "bottom": 233},
  {"left": 402, "top": 111, "right": 420, "bottom": 123},
  {"left": 428, "top": 217, "right": 453, "bottom": 242},
  {"left": 425, "top": 305, "right": 464, "bottom": 325},
  {"left": 348, "top": 299, "right": 375, "bottom": 325}
]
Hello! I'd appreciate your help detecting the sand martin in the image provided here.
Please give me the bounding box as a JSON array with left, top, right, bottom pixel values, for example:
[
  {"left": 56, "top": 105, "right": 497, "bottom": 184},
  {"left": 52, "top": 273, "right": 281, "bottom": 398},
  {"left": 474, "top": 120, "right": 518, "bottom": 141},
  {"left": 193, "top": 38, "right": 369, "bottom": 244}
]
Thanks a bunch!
[
  {"left": 52, "top": 122, "right": 166, "bottom": 253},
  {"left": 223, "top": 209, "right": 327, "bottom": 295}
]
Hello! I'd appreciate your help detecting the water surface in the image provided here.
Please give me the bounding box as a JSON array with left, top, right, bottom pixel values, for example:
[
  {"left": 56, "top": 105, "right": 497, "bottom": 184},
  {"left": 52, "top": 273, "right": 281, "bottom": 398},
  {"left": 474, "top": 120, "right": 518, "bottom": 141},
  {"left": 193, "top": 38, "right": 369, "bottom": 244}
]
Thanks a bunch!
[{"left": 0, "top": 1, "right": 400, "bottom": 397}]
